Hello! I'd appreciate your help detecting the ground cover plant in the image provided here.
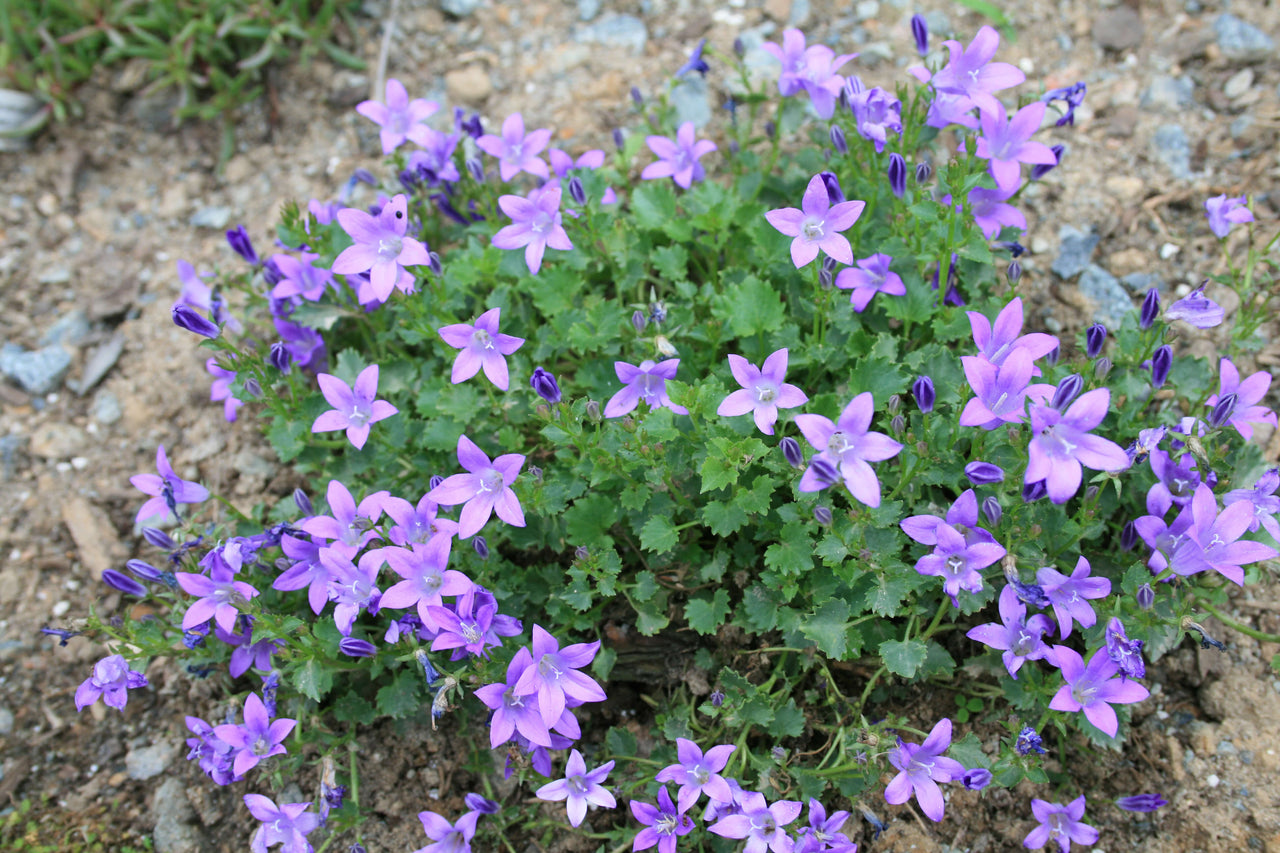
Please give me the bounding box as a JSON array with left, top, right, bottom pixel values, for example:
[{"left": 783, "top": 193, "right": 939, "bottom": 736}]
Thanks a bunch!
[{"left": 59, "top": 15, "right": 1280, "bottom": 853}]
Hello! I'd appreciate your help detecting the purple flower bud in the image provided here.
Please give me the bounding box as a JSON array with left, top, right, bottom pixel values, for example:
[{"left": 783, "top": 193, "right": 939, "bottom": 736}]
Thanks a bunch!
[
  {"left": 981, "top": 495, "right": 1002, "bottom": 526},
  {"left": 1094, "top": 357, "right": 1112, "bottom": 380},
  {"left": 1150, "top": 345, "right": 1173, "bottom": 388},
  {"left": 427, "top": 251, "right": 443, "bottom": 277},
  {"left": 1085, "top": 323, "right": 1107, "bottom": 358},
  {"left": 529, "top": 466, "right": 542, "bottom": 483},
  {"left": 41, "top": 626, "right": 81, "bottom": 646},
  {"left": 172, "top": 304, "right": 220, "bottom": 339},
  {"left": 830, "top": 124, "right": 848, "bottom": 155},
  {"left": 339, "top": 637, "right": 377, "bottom": 658},
  {"left": 429, "top": 475, "right": 444, "bottom": 491},
  {"left": 1121, "top": 519, "right": 1139, "bottom": 551},
  {"left": 243, "top": 377, "right": 262, "bottom": 399},
  {"left": 915, "top": 161, "right": 932, "bottom": 184},
  {"left": 1022, "top": 479, "right": 1048, "bottom": 503},
  {"left": 572, "top": 545, "right": 592, "bottom": 563},
  {"left": 961, "top": 768, "right": 992, "bottom": 790},
  {"left": 269, "top": 341, "right": 292, "bottom": 374},
  {"left": 1045, "top": 344, "right": 1060, "bottom": 367},
  {"left": 733, "top": 37, "right": 745, "bottom": 57},
  {"left": 1006, "top": 259, "right": 1023, "bottom": 284},
  {"left": 1139, "top": 287, "right": 1160, "bottom": 329},
  {"left": 294, "top": 488, "right": 313, "bottom": 516},
  {"left": 1136, "top": 583, "right": 1155, "bottom": 610},
  {"left": 911, "top": 13, "right": 929, "bottom": 55},
  {"left": 813, "top": 506, "right": 833, "bottom": 526},
  {"left": 1208, "top": 393, "right": 1237, "bottom": 429},
  {"left": 530, "top": 366, "right": 562, "bottom": 404},
  {"left": 1030, "top": 144, "right": 1064, "bottom": 180},
  {"left": 1016, "top": 726, "right": 1047, "bottom": 755},
  {"left": 351, "top": 168, "right": 376, "bottom": 186},
  {"left": 780, "top": 436, "right": 804, "bottom": 468},
  {"left": 912, "top": 375, "right": 935, "bottom": 413},
  {"left": 466, "top": 157, "right": 484, "bottom": 183},
  {"left": 262, "top": 257, "right": 284, "bottom": 287},
  {"left": 1117, "top": 794, "right": 1167, "bottom": 813},
  {"left": 349, "top": 846, "right": 367, "bottom": 853},
  {"left": 890, "top": 413, "right": 906, "bottom": 436},
  {"left": 844, "top": 75, "right": 866, "bottom": 98},
  {"left": 710, "top": 689, "right": 725, "bottom": 707},
  {"left": 102, "top": 569, "right": 148, "bottom": 596},
  {"left": 818, "top": 267, "right": 834, "bottom": 290},
  {"left": 630, "top": 86, "right": 644, "bottom": 105},
  {"left": 807, "top": 457, "right": 841, "bottom": 489},
  {"left": 142, "top": 527, "right": 176, "bottom": 550},
  {"left": 465, "top": 793, "right": 500, "bottom": 815},
  {"left": 225, "top": 225, "right": 259, "bottom": 265},
  {"left": 398, "top": 169, "right": 421, "bottom": 193},
  {"left": 822, "top": 255, "right": 839, "bottom": 274},
  {"left": 887, "top": 153, "right": 907, "bottom": 198},
  {"left": 126, "top": 559, "right": 165, "bottom": 582},
  {"left": 261, "top": 671, "right": 280, "bottom": 715},
  {"left": 613, "top": 128, "right": 625, "bottom": 150},
  {"left": 1050, "top": 374, "right": 1084, "bottom": 410},
  {"left": 631, "top": 310, "right": 647, "bottom": 332},
  {"left": 586, "top": 400, "right": 602, "bottom": 422},
  {"left": 473, "top": 535, "right": 489, "bottom": 560},
  {"left": 764, "top": 121, "right": 776, "bottom": 140},
  {"left": 965, "top": 461, "right": 1005, "bottom": 485},
  {"left": 568, "top": 176, "right": 587, "bottom": 207}
]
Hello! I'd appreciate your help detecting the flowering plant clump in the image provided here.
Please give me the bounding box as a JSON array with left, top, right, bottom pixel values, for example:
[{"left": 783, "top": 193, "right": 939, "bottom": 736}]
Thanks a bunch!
[{"left": 59, "top": 19, "right": 1277, "bottom": 852}]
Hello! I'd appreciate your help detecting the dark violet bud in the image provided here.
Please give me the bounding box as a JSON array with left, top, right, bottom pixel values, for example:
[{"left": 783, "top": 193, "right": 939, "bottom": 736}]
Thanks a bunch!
[
  {"left": 821, "top": 172, "right": 846, "bottom": 204},
  {"left": 764, "top": 121, "right": 776, "bottom": 140},
  {"left": 887, "top": 153, "right": 907, "bottom": 198},
  {"left": 822, "top": 255, "right": 838, "bottom": 275},
  {"left": 1045, "top": 343, "right": 1060, "bottom": 367},
  {"left": 465, "top": 793, "right": 500, "bottom": 815},
  {"left": 466, "top": 157, "right": 484, "bottom": 183},
  {"left": 142, "top": 527, "right": 176, "bottom": 550},
  {"left": 530, "top": 366, "right": 562, "bottom": 404},
  {"left": 102, "top": 569, "right": 148, "bottom": 596},
  {"left": 912, "top": 375, "right": 935, "bottom": 413},
  {"left": 1085, "top": 323, "right": 1107, "bottom": 358},
  {"left": 829, "top": 124, "right": 848, "bottom": 155},
  {"left": 1031, "top": 144, "right": 1065, "bottom": 180},
  {"left": 398, "top": 169, "right": 420, "bottom": 193},
  {"left": 1117, "top": 794, "right": 1168, "bottom": 813},
  {"left": 807, "top": 457, "right": 841, "bottom": 488},
  {"left": 172, "top": 304, "right": 220, "bottom": 339},
  {"left": 528, "top": 466, "right": 542, "bottom": 483},
  {"left": 709, "top": 689, "right": 725, "bottom": 707},
  {"left": 813, "top": 506, "right": 833, "bottom": 526},
  {"left": 780, "top": 436, "right": 804, "bottom": 468},
  {"left": 1006, "top": 259, "right": 1023, "bottom": 284},
  {"left": 473, "top": 535, "right": 489, "bottom": 560},
  {"left": 1140, "top": 287, "right": 1160, "bottom": 329},
  {"left": 965, "top": 461, "right": 1005, "bottom": 485},
  {"left": 1136, "top": 583, "right": 1155, "bottom": 610},
  {"left": 574, "top": 545, "right": 591, "bottom": 561},
  {"left": 890, "top": 413, "right": 906, "bottom": 436},
  {"left": 414, "top": 648, "right": 441, "bottom": 687},
  {"left": 261, "top": 671, "right": 280, "bottom": 716},
  {"left": 182, "top": 629, "right": 208, "bottom": 649},
  {"left": 243, "top": 377, "right": 262, "bottom": 399},
  {"left": 1022, "top": 479, "right": 1048, "bottom": 503},
  {"left": 915, "top": 161, "right": 932, "bottom": 184},
  {"left": 429, "top": 475, "right": 444, "bottom": 491},
  {"left": 1050, "top": 374, "right": 1084, "bottom": 410},
  {"left": 1208, "top": 393, "right": 1237, "bottom": 430},
  {"left": 225, "top": 225, "right": 259, "bottom": 265},
  {"left": 631, "top": 310, "right": 647, "bottom": 332},
  {"left": 818, "top": 267, "right": 834, "bottom": 290},
  {"left": 126, "top": 559, "right": 165, "bottom": 582},
  {"left": 911, "top": 13, "right": 929, "bottom": 55},
  {"left": 568, "top": 175, "right": 587, "bottom": 207},
  {"left": 293, "top": 488, "right": 313, "bottom": 516},
  {"left": 428, "top": 251, "right": 443, "bottom": 277},
  {"left": 630, "top": 86, "right": 643, "bottom": 105},
  {"left": 339, "top": 637, "right": 377, "bottom": 658},
  {"left": 886, "top": 394, "right": 901, "bottom": 415},
  {"left": 349, "top": 846, "right": 367, "bottom": 853},
  {"left": 981, "top": 495, "right": 1002, "bottom": 526},
  {"left": 1121, "top": 519, "right": 1139, "bottom": 551},
  {"left": 268, "top": 341, "right": 292, "bottom": 374},
  {"left": 733, "top": 37, "right": 745, "bottom": 57},
  {"left": 1150, "top": 345, "right": 1172, "bottom": 388},
  {"left": 612, "top": 128, "right": 625, "bottom": 150},
  {"left": 1094, "top": 357, "right": 1112, "bottom": 380},
  {"left": 961, "top": 768, "right": 992, "bottom": 791},
  {"left": 262, "top": 257, "right": 284, "bottom": 287},
  {"left": 1016, "top": 726, "right": 1047, "bottom": 755},
  {"left": 351, "top": 168, "right": 376, "bottom": 186},
  {"left": 586, "top": 400, "right": 602, "bottom": 422}
]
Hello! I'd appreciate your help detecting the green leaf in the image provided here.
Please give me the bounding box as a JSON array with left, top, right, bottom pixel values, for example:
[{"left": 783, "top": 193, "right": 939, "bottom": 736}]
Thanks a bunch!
[
  {"left": 266, "top": 416, "right": 309, "bottom": 463},
  {"left": 640, "top": 515, "right": 680, "bottom": 553},
  {"left": 605, "top": 726, "right": 638, "bottom": 758},
  {"left": 771, "top": 698, "right": 807, "bottom": 738},
  {"left": 332, "top": 692, "right": 377, "bottom": 725},
  {"left": 700, "top": 454, "right": 738, "bottom": 493},
  {"left": 721, "top": 274, "right": 785, "bottom": 338},
  {"left": 685, "top": 589, "right": 731, "bottom": 635},
  {"left": 879, "top": 638, "right": 929, "bottom": 678},
  {"left": 764, "top": 521, "right": 813, "bottom": 577},
  {"left": 631, "top": 182, "right": 678, "bottom": 231},
  {"left": 802, "top": 599, "right": 851, "bottom": 658},
  {"left": 293, "top": 659, "right": 334, "bottom": 703},
  {"left": 703, "top": 499, "right": 748, "bottom": 536},
  {"left": 375, "top": 669, "right": 423, "bottom": 719}
]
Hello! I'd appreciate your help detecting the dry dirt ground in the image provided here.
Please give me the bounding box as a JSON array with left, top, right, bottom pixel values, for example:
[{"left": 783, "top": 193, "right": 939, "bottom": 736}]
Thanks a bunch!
[{"left": 1, "top": 0, "right": 1279, "bottom": 850}]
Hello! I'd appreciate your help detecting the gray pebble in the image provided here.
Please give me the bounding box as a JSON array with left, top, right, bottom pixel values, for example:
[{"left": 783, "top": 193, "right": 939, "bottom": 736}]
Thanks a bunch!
[
  {"left": 1214, "top": 14, "right": 1274, "bottom": 64},
  {"left": 91, "top": 390, "right": 123, "bottom": 425},
  {"left": 1121, "top": 272, "right": 1162, "bottom": 296},
  {"left": 854, "top": 1, "right": 878, "bottom": 22},
  {"left": 1230, "top": 114, "right": 1253, "bottom": 141},
  {"left": 576, "top": 0, "right": 601, "bottom": 22},
  {"left": 1079, "top": 264, "right": 1134, "bottom": 327},
  {"left": 439, "top": 0, "right": 481, "bottom": 17},
  {"left": 0, "top": 435, "right": 26, "bottom": 480},
  {"left": 1051, "top": 226, "right": 1099, "bottom": 279},
  {"left": 40, "top": 310, "right": 91, "bottom": 348},
  {"left": 152, "top": 776, "right": 202, "bottom": 853},
  {"left": 922, "top": 10, "right": 950, "bottom": 38},
  {"left": 37, "top": 266, "right": 72, "bottom": 285},
  {"left": 0, "top": 343, "right": 73, "bottom": 395},
  {"left": 74, "top": 333, "right": 125, "bottom": 396},
  {"left": 1140, "top": 75, "right": 1194, "bottom": 112},
  {"left": 0, "top": 707, "right": 13, "bottom": 736},
  {"left": 1224, "top": 68, "right": 1255, "bottom": 100},
  {"left": 1152, "top": 124, "right": 1192, "bottom": 180},
  {"left": 127, "top": 738, "right": 176, "bottom": 780},
  {"left": 788, "top": 0, "right": 812, "bottom": 28},
  {"left": 575, "top": 14, "right": 648, "bottom": 53},
  {"left": 671, "top": 75, "right": 712, "bottom": 129},
  {"left": 189, "top": 206, "right": 232, "bottom": 229}
]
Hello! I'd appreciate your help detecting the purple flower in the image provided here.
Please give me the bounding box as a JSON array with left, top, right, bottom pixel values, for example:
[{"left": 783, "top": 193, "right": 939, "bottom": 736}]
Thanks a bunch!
[
  {"left": 901, "top": 489, "right": 996, "bottom": 547},
  {"left": 850, "top": 87, "right": 903, "bottom": 152},
  {"left": 490, "top": 185, "right": 574, "bottom": 275},
  {"left": 960, "top": 349, "right": 1054, "bottom": 430},
  {"left": 1223, "top": 468, "right": 1280, "bottom": 541},
  {"left": 476, "top": 113, "right": 551, "bottom": 182},
  {"left": 407, "top": 129, "right": 463, "bottom": 186},
  {"left": 764, "top": 173, "right": 866, "bottom": 268},
  {"left": 1181, "top": 483, "right": 1276, "bottom": 585},
  {"left": 913, "top": 523, "right": 1006, "bottom": 606},
  {"left": 966, "top": 585, "right": 1055, "bottom": 678},
  {"left": 321, "top": 548, "right": 384, "bottom": 635},
  {"left": 961, "top": 768, "right": 993, "bottom": 791},
  {"left": 964, "top": 461, "right": 1005, "bottom": 485},
  {"left": 604, "top": 358, "right": 689, "bottom": 418},
  {"left": 716, "top": 349, "right": 808, "bottom": 435},
  {"left": 794, "top": 799, "right": 855, "bottom": 853},
  {"left": 383, "top": 493, "right": 459, "bottom": 547},
  {"left": 427, "top": 434, "right": 526, "bottom": 539},
  {"left": 172, "top": 303, "right": 221, "bottom": 339},
  {"left": 298, "top": 479, "right": 389, "bottom": 553},
  {"left": 513, "top": 624, "right": 606, "bottom": 726},
  {"left": 332, "top": 194, "right": 430, "bottom": 302},
  {"left": 654, "top": 738, "right": 737, "bottom": 813},
  {"left": 974, "top": 101, "right": 1057, "bottom": 194},
  {"left": 177, "top": 565, "right": 259, "bottom": 633},
  {"left": 631, "top": 787, "right": 696, "bottom": 853},
  {"left": 929, "top": 25, "right": 1025, "bottom": 115},
  {"left": 428, "top": 586, "right": 510, "bottom": 660},
  {"left": 968, "top": 185, "right": 1026, "bottom": 239},
  {"left": 709, "top": 791, "right": 802, "bottom": 853},
  {"left": 641, "top": 122, "right": 717, "bottom": 189},
  {"left": 270, "top": 252, "right": 335, "bottom": 303},
  {"left": 130, "top": 444, "right": 210, "bottom": 526},
  {"left": 530, "top": 366, "right": 562, "bottom": 404},
  {"left": 1105, "top": 617, "right": 1145, "bottom": 680},
  {"left": 761, "top": 29, "right": 856, "bottom": 118},
  {"left": 1206, "top": 357, "right": 1276, "bottom": 441},
  {"left": 1164, "top": 287, "right": 1224, "bottom": 329},
  {"left": 206, "top": 357, "right": 243, "bottom": 422},
  {"left": 1048, "top": 646, "right": 1149, "bottom": 738},
  {"left": 214, "top": 693, "right": 295, "bottom": 777},
  {"left": 795, "top": 392, "right": 903, "bottom": 507},
  {"left": 1037, "top": 556, "right": 1111, "bottom": 638},
  {"left": 356, "top": 78, "right": 438, "bottom": 154},
  {"left": 884, "top": 717, "right": 966, "bottom": 822},
  {"left": 311, "top": 364, "right": 399, "bottom": 450},
  {"left": 676, "top": 38, "right": 710, "bottom": 77},
  {"left": 1026, "top": 389, "right": 1130, "bottom": 504},
  {"left": 379, "top": 539, "right": 470, "bottom": 625},
  {"left": 475, "top": 646, "right": 554, "bottom": 748},
  {"left": 1024, "top": 796, "right": 1098, "bottom": 852},
  {"left": 416, "top": 809, "right": 479, "bottom": 853},
  {"left": 1116, "top": 794, "right": 1167, "bottom": 812},
  {"left": 1204, "top": 194, "right": 1253, "bottom": 239},
  {"left": 243, "top": 794, "right": 319, "bottom": 853},
  {"left": 75, "top": 654, "right": 148, "bottom": 712},
  {"left": 967, "top": 297, "right": 1059, "bottom": 369},
  {"left": 535, "top": 748, "right": 616, "bottom": 827},
  {"left": 835, "top": 252, "right": 906, "bottom": 312},
  {"left": 437, "top": 307, "right": 526, "bottom": 390},
  {"left": 1042, "top": 81, "right": 1086, "bottom": 126},
  {"left": 1145, "top": 450, "right": 1201, "bottom": 516},
  {"left": 217, "top": 622, "right": 284, "bottom": 678}
]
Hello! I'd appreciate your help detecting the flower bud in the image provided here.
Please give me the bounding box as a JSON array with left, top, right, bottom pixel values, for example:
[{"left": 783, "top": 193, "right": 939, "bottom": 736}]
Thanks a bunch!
[
  {"left": 1139, "top": 287, "right": 1160, "bottom": 330},
  {"left": 915, "top": 161, "right": 932, "bottom": 184},
  {"left": 911, "top": 13, "right": 929, "bottom": 55},
  {"left": 630, "top": 86, "right": 643, "bottom": 105},
  {"left": 819, "top": 171, "right": 844, "bottom": 204},
  {"left": 764, "top": 121, "right": 776, "bottom": 140},
  {"left": 829, "top": 124, "right": 848, "bottom": 155},
  {"left": 1050, "top": 374, "right": 1083, "bottom": 410},
  {"left": 612, "top": 128, "right": 625, "bottom": 150},
  {"left": 242, "top": 377, "right": 262, "bottom": 399},
  {"left": 1117, "top": 794, "right": 1168, "bottom": 813},
  {"left": 339, "top": 637, "right": 377, "bottom": 658},
  {"left": 530, "top": 366, "right": 562, "bottom": 404},
  {"left": 225, "top": 225, "right": 259, "bottom": 265},
  {"left": 886, "top": 394, "right": 901, "bottom": 415},
  {"left": 292, "top": 488, "right": 313, "bottom": 517},
  {"left": 586, "top": 400, "right": 602, "bottom": 422},
  {"left": 912, "top": 375, "right": 935, "bottom": 413},
  {"left": 890, "top": 414, "right": 906, "bottom": 436},
  {"left": 568, "top": 175, "right": 587, "bottom": 207},
  {"left": 813, "top": 506, "right": 833, "bottom": 526},
  {"left": 528, "top": 466, "right": 542, "bottom": 483},
  {"left": 771, "top": 746, "right": 787, "bottom": 762},
  {"left": 142, "top": 527, "right": 176, "bottom": 550},
  {"left": 428, "top": 251, "right": 443, "bottom": 276},
  {"left": 429, "top": 475, "right": 444, "bottom": 491},
  {"left": 1094, "top": 357, "right": 1112, "bottom": 380},
  {"left": 710, "top": 690, "right": 725, "bottom": 707},
  {"left": 1136, "top": 583, "right": 1155, "bottom": 610},
  {"left": 126, "top": 559, "right": 165, "bottom": 582},
  {"left": 887, "top": 153, "right": 907, "bottom": 198},
  {"left": 1208, "top": 393, "right": 1237, "bottom": 429},
  {"left": 103, "top": 569, "right": 148, "bottom": 596},
  {"left": 1022, "top": 479, "right": 1048, "bottom": 503},
  {"left": 465, "top": 794, "right": 500, "bottom": 815},
  {"left": 473, "top": 535, "right": 489, "bottom": 560},
  {"left": 574, "top": 545, "right": 591, "bottom": 561},
  {"left": 172, "top": 304, "right": 220, "bottom": 339},
  {"left": 1045, "top": 344, "right": 1060, "bottom": 367},
  {"left": 961, "top": 768, "right": 992, "bottom": 791},
  {"left": 818, "top": 268, "right": 834, "bottom": 290},
  {"left": 1085, "top": 323, "right": 1107, "bottom": 358},
  {"left": 1006, "top": 259, "right": 1023, "bottom": 284},
  {"left": 268, "top": 341, "right": 292, "bottom": 374},
  {"left": 262, "top": 257, "right": 284, "bottom": 287},
  {"left": 465, "top": 157, "right": 484, "bottom": 182},
  {"left": 780, "top": 436, "right": 804, "bottom": 468},
  {"left": 807, "top": 457, "right": 840, "bottom": 488},
  {"left": 1030, "top": 144, "right": 1064, "bottom": 180},
  {"left": 1121, "top": 519, "right": 1139, "bottom": 551},
  {"left": 981, "top": 495, "right": 1002, "bottom": 526},
  {"left": 1150, "top": 345, "right": 1172, "bottom": 388},
  {"left": 965, "top": 461, "right": 1005, "bottom": 485}
]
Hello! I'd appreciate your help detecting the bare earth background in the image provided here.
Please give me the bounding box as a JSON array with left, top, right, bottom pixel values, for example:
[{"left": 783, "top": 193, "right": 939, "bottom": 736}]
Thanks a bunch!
[{"left": 1, "top": 0, "right": 1279, "bottom": 850}]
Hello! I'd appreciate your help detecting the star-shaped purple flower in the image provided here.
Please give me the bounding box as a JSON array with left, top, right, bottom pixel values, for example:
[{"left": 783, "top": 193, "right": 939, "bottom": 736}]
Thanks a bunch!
[
  {"left": 215, "top": 693, "right": 295, "bottom": 777},
  {"left": 416, "top": 809, "right": 479, "bottom": 853},
  {"left": 795, "top": 392, "right": 903, "bottom": 507},
  {"left": 641, "top": 122, "right": 717, "bottom": 189},
  {"left": 974, "top": 101, "right": 1057, "bottom": 193},
  {"left": 513, "top": 624, "right": 606, "bottom": 727},
  {"left": 177, "top": 564, "right": 259, "bottom": 633},
  {"left": 1204, "top": 194, "right": 1253, "bottom": 239},
  {"left": 834, "top": 252, "right": 906, "bottom": 312},
  {"left": 928, "top": 25, "right": 1025, "bottom": 115},
  {"left": 535, "top": 748, "right": 616, "bottom": 827},
  {"left": 476, "top": 113, "right": 552, "bottom": 182},
  {"left": 968, "top": 185, "right": 1025, "bottom": 239},
  {"left": 1206, "top": 357, "right": 1276, "bottom": 441},
  {"left": 427, "top": 434, "right": 526, "bottom": 539},
  {"left": 130, "top": 445, "right": 210, "bottom": 525},
  {"left": 1164, "top": 287, "right": 1224, "bottom": 329},
  {"left": 1024, "top": 796, "right": 1097, "bottom": 853},
  {"left": 437, "top": 307, "right": 526, "bottom": 390},
  {"left": 1047, "top": 646, "right": 1149, "bottom": 738},
  {"left": 332, "top": 194, "right": 430, "bottom": 302},
  {"left": 604, "top": 358, "right": 690, "bottom": 418},
  {"left": 765, "top": 173, "right": 866, "bottom": 268},
  {"left": 708, "top": 791, "right": 802, "bottom": 853},
  {"left": 913, "top": 522, "right": 1006, "bottom": 606},
  {"left": 967, "top": 296, "right": 1059, "bottom": 369},
  {"left": 965, "top": 584, "right": 1055, "bottom": 678},
  {"left": 243, "top": 793, "right": 320, "bottom": 853},
  {"left": 355, "top": 78, "right": 438, "bottom": 154},
  {"left": 631, "top": 787, "right": 696, "bottom": 853},
  {"left": 959, "top": 349, "right": 1054, "bottom": 430},
  {"left": 654, "top": 738, "right": 737, "bottom": 813},
  {"left": 206, "top": 357, "right": 243, "bottom": 422},
  {"left": 75, "top": 654, "right": 148, "bottom": 712},
  {"left": 1223, "top": 467, "right": 1280, "bottom": 541},
  {"left": 1036, "top": 556, "right": 1110, "bottom": 639},
  {"left": 379, "top": 539, "right": 469, "bottom": 627},
  {"left": 884, "top": 717, "right": 965, "bottom": 822},
  {"left": 491, "top": 185, "right": 574, "bottom": 275},
  {"left": 1025, "top": 388, "right": 1130, "bottom": 504},
  {"left": 311, "top": 364, "right": 399, "bottom": 451},
  {"left": 716, "top": 349, "right": 808, "bottom": 435}
]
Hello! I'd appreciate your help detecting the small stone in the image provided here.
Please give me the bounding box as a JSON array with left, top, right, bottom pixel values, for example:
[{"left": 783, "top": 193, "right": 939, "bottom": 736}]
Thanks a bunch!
[
  {"left": 1141, "top": 75, "right": 1195, "bottom": 112},
  {"left": 127, "top": 739, "right": 176, "bottom": 780},
  {"left": 1224, "top": 68, "right": 1255, "bottom": 100},
  {"left": 189, "top": 207, "right": 231, "bottom": 229},
  {"left": 1206, "top": 773, "right": 1221, "bottom": 788},
  {"left": 1121, "top": 272, "right": 1163, "bottom": 295},
  {"left": 153, "top": 777, "right": 202, "bottom": 853},
  {"left": 73, "top": 333, "right": 124, "bottom": 396},
  {"left": 1052, "top": 226, "right": 1100, "bottom": 279},
  {"left": 0, "top": 435, "right": 26, "bottom": 480},
  {"left": 61, "top": 497, "right": 124, "bottom": 579},
  {"left": 1229, "top": 114, "right": 1254, "bottom": 141},
  {"left": 670, "top": 75, "right": 712, "bottom": 129},
  {"left": 36, "top": 193, "right": 58, "bottom": 217},
  {"left": 0, "top": 707, "right": 13, "bottom": 736},
  {"left": 1152, "top": 124, "right": 1192, "bottom": 180},
  {"left": 439, "top": 0, "right": 481, "bottom": 17},
  {"left": 444, "top": 65, "right": 492, "bottom": 104},
  {"left": 787, "top": 0, "right": 811, "bottom": 27},
  {"left": 30, "top": 423, "right": 88, "bottom": 459},
  {"left": 575, "top": 14, "right": 649, "bottom": 52},
  {"left": 763, "top": 0, "right": 791, "bottom": 22},
  {"left": 1078, "top": 264, "right": 1134, "bottom": 328},
  {"left": 854, "top": 0, "right": 879, "bottom": 21},
  {"left": 40, "top": 310, "right": 91, "bottom": 348},
  {"left": 922, "top": 10, "right": 950, "bottom": 39},
  {"left": 1107, "top": 248, "right": 1148, "bottom": 276},
  {"left": 91, "top": 390, "right": 123, "bottom": 425},
  {"left": 1103, "top": 175, "right": 1145, "bottom": 205},
  {"left": 1214, "top": 14, "right": 1274, "bottom": 64},
  {"left": 1093, "top": 6, "right": 1143, "bottom": 51},
  {"left": 576, "top": 0, "right": 601, "bottom": 21},
  {"left": 37, "top": 266, "right": 72, "bottom": 285},
  {"left": 1160, "top": 242, "right": 1181, "bottom": 260}
]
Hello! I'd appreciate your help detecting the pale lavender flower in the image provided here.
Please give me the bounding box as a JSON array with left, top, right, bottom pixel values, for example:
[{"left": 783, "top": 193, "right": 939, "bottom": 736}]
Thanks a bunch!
[
  {"left": 604, "top": 358, "right": 689, "bottom": 418},
  {"left": 849, "top": 87, "right": 903, "bottom": 152},
  {"left": 272, "top": 534, "right": 329, "bottom": 614},
  {"left": 974, "top": 101, "right": 1057, "bottom": 193},
  {"left": 1164, "top": 287, "right": 1224, "bottom": 329},
  {"left": 130, "top": 445, "right": 210, "bottom": 525},
  {"left": 356, "top": 78, "right": 438, "bottom": 154},
  {"left": 959, "top": 350, "right": 1053, "bottom": 430},
  {"left": 216, "top": 621, "right": 284, "bottom": 678},
  {"left": 641, "top": 122, "right": 717, "bottom": 189},
  {"left": 311, "top": 365, "right": 399, "bottom": 450},
  {"left": 900, "top": 489, "right": 996, "bottom": 547},
  {"left": 796, "top": 393, "right": 902, "bottom": 507},
  {"left": 549, "top": 147, "right": 606, "bottom": 178},
  {"left": 244, "top": 794, "right": 319, "bottom": 853},
  {"left": 270, "top": 252, "right": 334, "bottom": 302},
  {"left": 968, "top": 297, "right": 1059, "bottom": 369},
  {"left": 1048, "top": 647, "right": 1149, "bottom": 738},
  {"left": 913, "top": 522, "right": 1006, "bottom": 606},
  {"left": 474, "top": 646, "right": 552, "bottom": 748},
  {"left": 332, "top": 194, "right": 430, "bottom": 302},
  {"left": 437, "top": 307, "right": 526, "bottom": 390},
  {"left": 490, "top": 185, "right": 573, "bottom": 275},
  {"left": 884, "top": 717, "right": 965, "bottom": 822},
  {"left": 428, "top": 587, "right": 506, "bottom": 660},
  {"left": 794, "top": 799, "right": 856, "bottom": 853},
  {"left": 1024, "top": 796, "right": 1097, "bottom": 852},
  {"left": 215, "top": 693, "right": 295, "bottom": 776},
  {"left": 631, "top": 787, "right": 696, "bottom": 853},
  {"left": 1025, "top": 389, "right": 1130, "bottom": 504},
  {"left": 1181, "top": 482, "right": 1278, "bottom": 585},
  {"left": 514, "top": 624, "right": 606, "bottom": 726},
  {"left": 1204, "top": 194, "right": 1253, "bottom": 239},
  {"left": 1223, "top": 468, "right": 1280, "bottom": 541},
  {"left": 177, "top": 565, "right": 259, "bottom": 633},
  {"left": 1145, "top": 449, "right": 1202, "bottom": 516},
  {"left": 535, "top": 748, "right": 616, "bottom": 827},
  {"left": 1206, "top": 357, "right": 1276, "bottom": 441},
  {"left": 764, "top": 173, "right": 866, "bottom": 268},
  {"left": 716, "top": 349, "right": 808, "bottom": 435},
  {"left": 966, "top": 585, "right": 1055, "bottom": 678},
  {"left": 206, "top": 357, "right": 243, "bottom": 422},
  {"left": 379, "top": 539, "right": 470, "bottom": 626},
  {"left": 320, "top": 548, "right": 384, "bottom": 636},
  {"left": 414, "top": 810, "right": 479, "bottom": 853},
  {"left": 928, "top": 25, "right": 1025, "bottom": 114},
  {"left": 835, "top": 252, "right": 906, "bottom": 312},
  {"left": 1037, "top": 556, "right": 1111, "bottom": 639},
  {"left": 709, "top": 791, "right": 802, "bottom": 853},
  {"left": 968, "top": 185, "right": 1026, "bottom": 239},
  {"left": 476, "top": 113, "right": 551, "bottom": 182},
  {"left": 407, "top": 129, "right": 462, "bottom": 185},
  {"left": 382, "top": 493, "right": 460, "bottom": 546},
  {"left": 74, "top": 654, "right": 148, "bottom": 712},
  {"left": 761, "top": 29, "right": 857, "bottom": 117},
  {"left": 427, "top": 434, "right": 526, "bottom": 539},
  {"left": 654, "top": 738, "right": 737, "bottom": 813},
  {"left": 298, "top": 479, "right": 389, "bottom": 553}
]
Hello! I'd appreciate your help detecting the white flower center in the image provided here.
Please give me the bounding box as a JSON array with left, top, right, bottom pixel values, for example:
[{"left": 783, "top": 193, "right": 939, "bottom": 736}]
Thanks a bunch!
[{"left": 377, "top": 237, "right": 404, "bottom": 262}]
